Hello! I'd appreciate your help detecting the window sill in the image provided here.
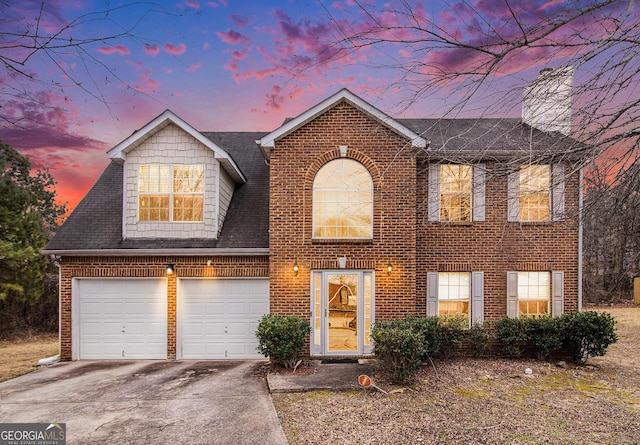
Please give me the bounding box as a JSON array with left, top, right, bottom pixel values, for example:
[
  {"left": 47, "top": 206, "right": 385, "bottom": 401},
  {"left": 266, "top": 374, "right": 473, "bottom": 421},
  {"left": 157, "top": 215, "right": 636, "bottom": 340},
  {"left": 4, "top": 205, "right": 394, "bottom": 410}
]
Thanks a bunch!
[
  {"left": 435, "top": 221, "right": 473, "bottom": 226},
  {"left": 512, "top": 221, "right": 552, "bottom": 226},
  {"left": 312, "top": 238, "right": 374, "bottom": 245}
]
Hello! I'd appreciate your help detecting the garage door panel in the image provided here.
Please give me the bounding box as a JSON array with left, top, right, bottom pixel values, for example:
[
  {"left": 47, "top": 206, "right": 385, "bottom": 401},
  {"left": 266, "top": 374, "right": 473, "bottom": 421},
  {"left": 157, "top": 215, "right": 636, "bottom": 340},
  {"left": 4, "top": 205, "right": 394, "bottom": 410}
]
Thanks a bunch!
[
  {"left": 77, "top": 279, "right": 167, "bottom": 359},
  {"left": 180, "top": 279, "right": 269, "bottom": 359}
]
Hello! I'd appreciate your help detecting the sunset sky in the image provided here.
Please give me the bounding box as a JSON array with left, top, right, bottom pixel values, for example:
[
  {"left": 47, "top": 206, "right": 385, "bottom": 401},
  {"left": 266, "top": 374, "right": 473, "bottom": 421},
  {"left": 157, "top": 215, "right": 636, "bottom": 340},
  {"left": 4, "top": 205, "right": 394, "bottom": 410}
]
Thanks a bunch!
[{"left": 1, "top": 0, "right": 637, "bottom": 212}]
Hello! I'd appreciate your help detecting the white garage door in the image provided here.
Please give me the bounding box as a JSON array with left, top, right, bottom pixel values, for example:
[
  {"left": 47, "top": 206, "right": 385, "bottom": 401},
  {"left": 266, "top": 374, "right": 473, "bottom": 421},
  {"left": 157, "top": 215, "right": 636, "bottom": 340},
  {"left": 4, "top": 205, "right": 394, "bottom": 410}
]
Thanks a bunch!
[
  {"left": 179, "top": 279, "right": 269, "bottom": 359},
  {"left": 76, "top": 279, "right": 167, "bottom": 359}
]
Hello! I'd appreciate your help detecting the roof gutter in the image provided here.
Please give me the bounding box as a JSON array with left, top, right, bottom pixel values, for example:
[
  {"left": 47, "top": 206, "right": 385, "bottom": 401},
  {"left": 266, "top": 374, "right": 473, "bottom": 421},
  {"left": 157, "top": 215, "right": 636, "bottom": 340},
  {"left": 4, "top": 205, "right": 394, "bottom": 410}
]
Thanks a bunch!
[{"left": 41, "top": 248, "right": 270, "bottom": 257}]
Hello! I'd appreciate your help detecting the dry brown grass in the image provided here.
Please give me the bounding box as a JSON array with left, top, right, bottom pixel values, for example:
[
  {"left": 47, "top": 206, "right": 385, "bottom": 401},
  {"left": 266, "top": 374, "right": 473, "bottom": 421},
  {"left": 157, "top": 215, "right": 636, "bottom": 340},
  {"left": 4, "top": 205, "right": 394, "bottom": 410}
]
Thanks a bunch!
[
  {"left": 0, "top": 333, "right": 59, "bottom": 383},
  {"left": 273, "top": 307, "right": 640, "bottom": 445}
]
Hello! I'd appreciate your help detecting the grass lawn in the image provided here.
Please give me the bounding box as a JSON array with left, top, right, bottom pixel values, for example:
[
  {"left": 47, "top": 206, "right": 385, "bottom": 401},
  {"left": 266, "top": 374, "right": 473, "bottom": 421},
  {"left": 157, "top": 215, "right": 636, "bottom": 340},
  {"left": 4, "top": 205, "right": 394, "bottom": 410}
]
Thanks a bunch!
[
  {"left": 273, "top": 306, "right": 640, "bottom": 445},
  {"left": 0, "top": 333, "right": 59, "bottom": 383}
]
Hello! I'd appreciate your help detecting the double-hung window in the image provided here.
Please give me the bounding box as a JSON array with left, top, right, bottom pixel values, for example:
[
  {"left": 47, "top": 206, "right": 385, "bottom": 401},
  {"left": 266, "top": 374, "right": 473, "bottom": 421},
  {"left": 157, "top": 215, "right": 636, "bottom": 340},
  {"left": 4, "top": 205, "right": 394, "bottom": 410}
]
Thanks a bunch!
[
  {"left": 507, "top": 271, "right": 565, "bottom": 318},
  {"left": 139, "top": 165, "right": 204, "bottom": 222},
  {"left": 440, "top": 165, "right": 472, "bottom": 221},
  {"left": 508, "top": 164, "right": 565, "bottom": 222},
  {"left": 427, "top": 271, "right": 485, "bottom": 326},
  {"left": 519, "top": 165, "right": 550, "bottom": 221},
  {"left": 428, "top": 164, "right": 485, "bottom": 222}
]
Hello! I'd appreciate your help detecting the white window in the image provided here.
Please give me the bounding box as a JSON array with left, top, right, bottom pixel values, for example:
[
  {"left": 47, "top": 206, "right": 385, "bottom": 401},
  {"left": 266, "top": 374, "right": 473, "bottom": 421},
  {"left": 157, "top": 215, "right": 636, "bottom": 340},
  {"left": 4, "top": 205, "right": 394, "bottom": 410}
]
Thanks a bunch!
[
  {"left": 440, "top": 165, "right": 472, "bottom": 221},
  {"left": 313, "top": 159, "right": 373, "bottom": 239},
  {"left": 428, "top": 164, "right": 485, "bottom": 222},
  {"left": 427, "top": 272, "right": 484, "bottom": 326},
  {"left": 508, "top": 164, "right": 565, "bottom": 222},
  {"left": 139, "top": 165, "right": 204, "bottom": 222},
  {"left": 507, "top": 271, "right": 565, "bottom": 318}
]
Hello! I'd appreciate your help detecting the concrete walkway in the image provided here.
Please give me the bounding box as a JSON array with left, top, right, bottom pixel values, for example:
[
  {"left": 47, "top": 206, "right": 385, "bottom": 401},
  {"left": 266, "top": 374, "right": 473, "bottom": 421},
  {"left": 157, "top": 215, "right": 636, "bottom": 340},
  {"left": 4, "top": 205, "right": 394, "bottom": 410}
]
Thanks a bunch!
[{"left": 0, "top": 360, "right": 287, "bottom": 445}]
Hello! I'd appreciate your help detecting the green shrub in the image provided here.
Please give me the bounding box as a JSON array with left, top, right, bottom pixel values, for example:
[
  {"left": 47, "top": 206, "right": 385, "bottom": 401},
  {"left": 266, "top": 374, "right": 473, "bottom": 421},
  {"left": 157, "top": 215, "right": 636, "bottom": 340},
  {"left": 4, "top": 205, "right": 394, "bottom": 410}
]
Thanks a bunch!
[
  {"left": 371, "top": 320, "right": 426, "bottom": 383},
  {"left": 466, "top": 322, "right": 493, "bottom": 358},
  {"left": 255, "top": 315, "right": 309, "bottom": 368},
  {"left": 524, "top": 316, "right": 563, "bottom": 360},
  {"left": 495, "top": 317, "right": 528, "bottom": 358},
  {"left": 435, "top": 317, "right": 466, "bottom": 358},
  {"left": 559, "top": 311, "right": 618, "bottom": 365}
]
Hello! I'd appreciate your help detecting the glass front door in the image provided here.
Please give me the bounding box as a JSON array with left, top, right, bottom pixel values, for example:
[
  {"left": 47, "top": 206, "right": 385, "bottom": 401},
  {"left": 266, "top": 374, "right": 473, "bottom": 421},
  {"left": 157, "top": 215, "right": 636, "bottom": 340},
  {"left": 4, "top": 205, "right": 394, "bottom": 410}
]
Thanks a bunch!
[
  {"left": 311, "top": 270, "right": 374, "bottom": 356},
  {"left": 327, "top": 274, "right": 358, "bottom": 352}
]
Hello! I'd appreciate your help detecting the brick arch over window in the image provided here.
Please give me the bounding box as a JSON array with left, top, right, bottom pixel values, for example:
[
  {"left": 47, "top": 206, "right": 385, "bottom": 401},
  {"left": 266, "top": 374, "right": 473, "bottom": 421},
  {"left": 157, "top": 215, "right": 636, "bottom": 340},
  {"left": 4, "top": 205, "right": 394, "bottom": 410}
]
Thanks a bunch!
[{"left": 304, "top": 149, "right": 383, "bottom": 241}]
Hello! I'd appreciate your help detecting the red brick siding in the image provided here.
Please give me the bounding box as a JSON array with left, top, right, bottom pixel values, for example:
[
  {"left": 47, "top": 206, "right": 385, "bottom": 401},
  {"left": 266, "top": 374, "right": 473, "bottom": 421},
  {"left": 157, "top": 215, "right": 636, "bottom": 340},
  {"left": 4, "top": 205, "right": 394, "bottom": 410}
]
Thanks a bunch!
[
  {"left": 268, "top": 101, "right": 418, "bottom": 352},
  {"left": 416, "top": 161, "right": 580, "bottom": 319},
  {"left": 58, "top": 255, "right": 268, "bottom": 360}
]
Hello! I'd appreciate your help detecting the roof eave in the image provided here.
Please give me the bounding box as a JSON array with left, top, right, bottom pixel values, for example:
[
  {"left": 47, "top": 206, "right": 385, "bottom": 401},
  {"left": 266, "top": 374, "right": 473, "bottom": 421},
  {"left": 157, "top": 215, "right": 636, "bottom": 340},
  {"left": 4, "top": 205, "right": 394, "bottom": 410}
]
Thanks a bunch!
[
  {"left": 257, "top": 88, "right": 427, "bottom": 155},
  {"left": 42, "top": 248, "right": 270, "bottom": 257}
]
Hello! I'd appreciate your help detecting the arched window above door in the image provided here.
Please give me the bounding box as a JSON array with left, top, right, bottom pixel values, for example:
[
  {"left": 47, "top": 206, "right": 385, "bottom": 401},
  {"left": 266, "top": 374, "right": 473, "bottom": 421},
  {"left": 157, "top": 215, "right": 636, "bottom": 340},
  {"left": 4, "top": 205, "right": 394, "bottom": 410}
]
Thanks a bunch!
[{"left": 312, "top": 159, "right": 373, "bottom": 239}]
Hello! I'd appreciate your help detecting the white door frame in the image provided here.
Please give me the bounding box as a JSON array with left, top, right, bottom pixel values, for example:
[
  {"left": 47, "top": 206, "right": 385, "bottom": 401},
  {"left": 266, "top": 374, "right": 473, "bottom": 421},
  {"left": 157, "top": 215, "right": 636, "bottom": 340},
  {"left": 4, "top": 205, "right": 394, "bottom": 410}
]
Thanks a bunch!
[{"left": 310, "top": 270, "right": 375, "bottom": 356}]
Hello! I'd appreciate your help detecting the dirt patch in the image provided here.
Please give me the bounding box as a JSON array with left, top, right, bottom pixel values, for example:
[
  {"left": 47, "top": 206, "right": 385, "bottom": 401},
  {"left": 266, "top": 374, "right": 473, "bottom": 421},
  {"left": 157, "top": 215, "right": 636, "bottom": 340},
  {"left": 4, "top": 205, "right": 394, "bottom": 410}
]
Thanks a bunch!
[
  {"left": 0, "top": 333, "right": 58, "bottom": 383},
  {"left": 272, "top": 307, "right": 640, "bottom": 445}
]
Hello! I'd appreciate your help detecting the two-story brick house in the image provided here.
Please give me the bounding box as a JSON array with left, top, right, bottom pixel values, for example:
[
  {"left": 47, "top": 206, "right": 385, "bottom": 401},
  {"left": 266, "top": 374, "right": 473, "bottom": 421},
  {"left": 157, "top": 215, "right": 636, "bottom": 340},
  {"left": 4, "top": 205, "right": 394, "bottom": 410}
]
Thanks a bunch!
[{"left": 44, "top": 68, "right": 585, "bottom": 360}]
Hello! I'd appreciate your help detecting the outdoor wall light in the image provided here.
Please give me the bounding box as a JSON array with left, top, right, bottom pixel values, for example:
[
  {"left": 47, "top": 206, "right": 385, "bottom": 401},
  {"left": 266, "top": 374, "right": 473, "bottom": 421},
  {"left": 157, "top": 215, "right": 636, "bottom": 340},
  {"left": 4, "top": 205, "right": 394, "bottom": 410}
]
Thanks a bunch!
[
  {"left": 387, "top": 261, "right": 393, "bottom": 276},
  {"left": 207, "top": 260, "right": 212, "bottom": 266},
  {"left": 293, "top": 261, "right": 299, "bottom": 276},
  {"left": 166, "top": 263, "right": 175, "bottom": 275}
]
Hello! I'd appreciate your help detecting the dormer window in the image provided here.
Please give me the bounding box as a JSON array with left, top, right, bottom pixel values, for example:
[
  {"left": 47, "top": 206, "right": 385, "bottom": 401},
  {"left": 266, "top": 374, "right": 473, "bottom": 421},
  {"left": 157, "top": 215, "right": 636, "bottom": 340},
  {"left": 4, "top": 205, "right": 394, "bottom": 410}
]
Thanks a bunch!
[{"left": 138, "top": 165, "right": 204, "bottom": 222}]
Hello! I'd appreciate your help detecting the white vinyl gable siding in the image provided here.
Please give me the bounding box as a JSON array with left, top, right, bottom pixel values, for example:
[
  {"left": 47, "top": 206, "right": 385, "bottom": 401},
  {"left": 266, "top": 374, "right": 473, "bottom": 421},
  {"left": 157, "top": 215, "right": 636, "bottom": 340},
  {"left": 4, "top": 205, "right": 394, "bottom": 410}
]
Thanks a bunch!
[
  {"left": 217, "top": 166, "right": 235, "bottom": 237},
  {"left": 124, "top": 124, "right": 218, "bottom": 239}
]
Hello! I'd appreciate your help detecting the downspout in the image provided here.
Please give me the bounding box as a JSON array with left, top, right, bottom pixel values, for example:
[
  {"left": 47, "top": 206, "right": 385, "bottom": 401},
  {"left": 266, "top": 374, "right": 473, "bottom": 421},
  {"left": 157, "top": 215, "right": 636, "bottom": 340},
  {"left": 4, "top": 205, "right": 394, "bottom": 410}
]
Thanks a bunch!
[
  {"left": 578, "top": 168, "right": 584, "bottom": 311},
  {"left": 53, "top": 255, "right": 62, "bottom": 357}
]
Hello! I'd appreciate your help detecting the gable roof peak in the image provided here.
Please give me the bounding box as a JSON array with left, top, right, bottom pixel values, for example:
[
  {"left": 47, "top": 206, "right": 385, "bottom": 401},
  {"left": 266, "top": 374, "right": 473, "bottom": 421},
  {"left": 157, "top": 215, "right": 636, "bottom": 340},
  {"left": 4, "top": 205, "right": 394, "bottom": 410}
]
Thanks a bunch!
[
  {"left": 257, "top": 89, "right": 427, "bottom": 157},
  {"left": 107, "top": 109, "right": 246, "bottom": 183}
]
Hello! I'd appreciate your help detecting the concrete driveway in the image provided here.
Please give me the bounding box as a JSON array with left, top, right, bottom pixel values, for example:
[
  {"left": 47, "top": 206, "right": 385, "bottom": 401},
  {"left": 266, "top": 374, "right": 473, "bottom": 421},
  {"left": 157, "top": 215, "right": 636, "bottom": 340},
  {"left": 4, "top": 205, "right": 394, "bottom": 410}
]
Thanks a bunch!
[{"left": 0, "top": 360, "right": 287, "bottom": 445}]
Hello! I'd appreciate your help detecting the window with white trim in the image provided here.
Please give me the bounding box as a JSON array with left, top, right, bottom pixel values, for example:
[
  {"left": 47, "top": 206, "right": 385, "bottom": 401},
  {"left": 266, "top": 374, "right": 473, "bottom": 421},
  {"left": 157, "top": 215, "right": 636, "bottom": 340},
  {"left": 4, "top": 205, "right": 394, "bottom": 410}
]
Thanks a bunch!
[
  {"left": 138, "top": 165, "right": 204, "bottom": 222},
  {"left": 427, "top": 271, "right": 484, "bottom": 326},
  {"left": 312, "top": 159, "right": 373, "bottom": 239},
  {"left": 428, "top": 164, "right": 485, "bottom": 222},
  {"left": 440, "top": 165, "right": 472, "bottom": 221},
  {"left": 508, "top": 164, "right": 565, "bottom": 222},
  {"left": 519, "top": 165, "right": 550, "bottom": 221},
  {"left": 507, "top": 271, "right": 565, "bottom": 318},
  {"left": 438, "top": 272, "right": 471, "bottom": 320},
  {"left": 517, "top": 271, "right": 550, "bottom": 316}
]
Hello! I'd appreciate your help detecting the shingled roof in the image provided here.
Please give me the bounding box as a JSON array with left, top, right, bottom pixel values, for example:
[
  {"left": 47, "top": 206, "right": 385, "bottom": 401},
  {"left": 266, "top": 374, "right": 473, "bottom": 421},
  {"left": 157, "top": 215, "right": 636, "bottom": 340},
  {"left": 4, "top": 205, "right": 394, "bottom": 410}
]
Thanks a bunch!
[
  {"left": 43, "top": 132, "right": 269, "bottom": 254},
  {"left": 44, "top": 115, "right": 587, "bottom": 255},
  {"left": 400, "top": 118, "right": 588, "bottom": 162}
]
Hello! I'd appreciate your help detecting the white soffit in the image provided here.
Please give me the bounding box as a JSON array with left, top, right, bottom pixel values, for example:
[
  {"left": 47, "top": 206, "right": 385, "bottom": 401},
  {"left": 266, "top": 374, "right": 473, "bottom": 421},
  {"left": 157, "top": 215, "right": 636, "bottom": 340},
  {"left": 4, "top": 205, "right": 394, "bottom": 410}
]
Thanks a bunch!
[
  {"left": 257, "top": 88, "right": 427, "bottom": 155},
  {"left": 106, "top": 109, "right": 246, "bottom": 183}
]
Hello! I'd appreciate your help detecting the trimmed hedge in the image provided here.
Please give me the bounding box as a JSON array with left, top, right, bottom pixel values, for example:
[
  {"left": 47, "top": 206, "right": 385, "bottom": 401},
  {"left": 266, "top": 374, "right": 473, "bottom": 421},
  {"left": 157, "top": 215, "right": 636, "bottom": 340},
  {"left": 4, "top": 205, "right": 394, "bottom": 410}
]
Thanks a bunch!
[{"left": 371, "top": 311, "right": 618, "bottom": 382}]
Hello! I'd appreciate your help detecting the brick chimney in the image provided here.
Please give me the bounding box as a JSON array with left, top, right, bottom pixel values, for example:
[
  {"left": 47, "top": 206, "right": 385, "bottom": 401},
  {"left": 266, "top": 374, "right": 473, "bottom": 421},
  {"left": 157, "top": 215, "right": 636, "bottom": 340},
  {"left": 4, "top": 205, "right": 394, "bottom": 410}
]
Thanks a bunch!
[{"left": 523, "top": 66, "right": 574, "bottom": 136}]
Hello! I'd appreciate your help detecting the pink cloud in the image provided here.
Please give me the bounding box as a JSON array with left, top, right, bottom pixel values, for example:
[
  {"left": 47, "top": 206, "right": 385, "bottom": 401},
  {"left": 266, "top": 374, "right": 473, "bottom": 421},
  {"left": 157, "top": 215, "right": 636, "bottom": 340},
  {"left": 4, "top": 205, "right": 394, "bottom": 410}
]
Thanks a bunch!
[
  {"left": 230, "top": 14, "right": 250, "bottom": 28},
  {"left": 143, "top": 44, "right": 160, "bottom": 56},
  {"left": 164, "top": 43, "right": 187, "bottom": 55},
  {"left": 132, "top": 69, "right": 159, "bottom": 93},
  {"left": 186, "top": 62, "right": 202, "bottom": 72},
  {"left": 203, "top": 42, "right": 210, "bottom": 49},
  {"left": 185, "top": 0, "right": 200, "bottom": 8},
  {"left": 97, "top": 45, "right": 130, "bottom": 56},
  {"left": 264, "top": 85, "right": 305, "bottom": 111},
  {"left": 217, "top": 29, "right": 250, "bottom": 45}
]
